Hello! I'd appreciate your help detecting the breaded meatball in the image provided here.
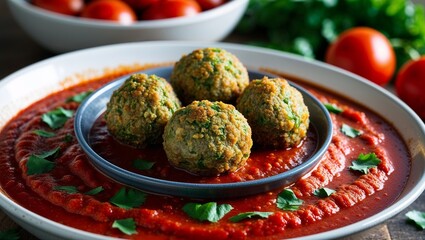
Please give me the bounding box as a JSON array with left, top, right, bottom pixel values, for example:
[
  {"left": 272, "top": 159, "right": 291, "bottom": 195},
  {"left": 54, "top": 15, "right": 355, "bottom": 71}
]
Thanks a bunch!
[
  {"left": 104, "top": 73, "right": 181, "bottom": 148},
  {"left": 170, "top": 47, "right": 249, "bottom": 104},
  {"left": 236, "top": 77, "right": 309, "bottom": 148},
  {"left": 163, "top": 100, "right": 253, "bottom": 176}
]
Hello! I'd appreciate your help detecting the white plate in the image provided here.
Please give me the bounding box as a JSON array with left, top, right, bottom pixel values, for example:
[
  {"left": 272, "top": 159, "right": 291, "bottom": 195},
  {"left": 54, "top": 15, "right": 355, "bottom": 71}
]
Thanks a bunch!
[{"left": 0, "top": 41, "right": 424, "bottom": 240}]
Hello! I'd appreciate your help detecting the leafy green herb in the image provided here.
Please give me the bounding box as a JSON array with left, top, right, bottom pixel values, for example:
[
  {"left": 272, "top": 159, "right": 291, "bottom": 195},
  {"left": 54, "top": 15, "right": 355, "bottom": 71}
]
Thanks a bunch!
[
  {"left": 35, "top": 147, "right": 60, "bottom": 160},
  {"left": 341, "top": 123, "right": 363, "bottom": 138},
  {"left": 183, "top": 202, "right": 233, "bottom": 223},
  {"left": 54, "top": 186, "right": 78, "bottom": 194},
  {"left": 0, "top": 229, "right": 19, "bottom": 240},
  {"left": 42, "top": 107, "right": 74, "bottom": 129},
  {"left": 406, "top": 210, "right": 425, "bottom": 230},
  {"left": 229, "top": 211, "right": 273, "bottom": 222},
  {"left": 324, "top": 103, "right": 343, "bottom": 114},
  {"left": 313, "top": 187, "right": 336, "bottom": 198},
  {"left": 32, "top": 129, "right": 56, "bottom": 138},
  {"left": 133, "top": 159, "right": 155, "bottom": 170},
  {"left": 26, "top": 155, "right": 55, "bottom": 175},
  {"left": 85, "top": 186, "right": 104, "bottom": 195},
  {"left": 66, "top": 90, "right": 93, "bottom": 103},
  {"left": 276, "top": 189, "right": 303, "bottom": 211},
  {"left": 349, "top": 153, "right": 381, "bottom": 174},
  {"left": 112, "top": 218, "right": 137, "bottom": 235},
  {"left": 110, "top": 187, "right": 146, "bottom": 209},
  {"left": 63, "top": 134, "right": 73, "bottom": 143}
]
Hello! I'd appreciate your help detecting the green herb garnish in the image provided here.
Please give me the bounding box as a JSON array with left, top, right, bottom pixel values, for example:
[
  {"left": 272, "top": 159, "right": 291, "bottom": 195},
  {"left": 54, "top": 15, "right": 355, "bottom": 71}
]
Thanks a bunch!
[
  {"left": 341, "top": 123, "right": 363, "bottom": 138},
  {"left": 349, "top": 153, "right": 381, "bottom": 174},
  {"left": 313, "top": 187, "right": 336, "bottom": 198},
  {"left": 406, "top": 210, "right": 425, "bottom": 230},
  {"left": 41, "top": 107, "right": 74, "bottom": 129},
  {"left": 109, "top": 187, "right": 146, "bottom": 209},
  {"left": 133, "top": 159, "right": 155, "bottom": 170},
  {"left": 66, "top": 90, "right": 93, "bottom": 103},
  {"left": 32, "top": 129, "right": 56, "bottom": 138},
  {"left": 276, "top": 189, "right": 303, "bottom": 211},
  {"left": 0, "top": 229, "right": 19, "bottom": 240},
  {"left": 85, "top": 186, "right": 104, "bottom": 195},
  {"left": 35, "top": 147, "right": 60, "bottom": 159},
  {"left": 112, "top": 218, "right": 137, "bottom": 235},
  {"left": 26, "top": 155, "right": 55, "bottom": 175},
  {"left": 63, "top": 134, "right": 73, "bottom": 143},
  {"left": 324, "top": 103, "right": 343, "bottom": 114},
  {"left": 182, "top": 202, "right": 233, "bottom": 223},
  {"left": 229, "top": 211, "right": 273, "bottom": 222},
  {"left": 54, "top": 186, "right": 78, "bottom": 194}
]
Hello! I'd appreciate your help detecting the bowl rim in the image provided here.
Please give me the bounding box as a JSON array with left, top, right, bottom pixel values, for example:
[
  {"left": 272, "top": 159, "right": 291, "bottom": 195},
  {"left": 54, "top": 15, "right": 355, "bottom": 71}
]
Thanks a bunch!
[
  {"left": 7, "top": 0, "right": 248, "bottom": 29},
  {"left": 0, "top": 41, "right": 424, "bottom": 240}
]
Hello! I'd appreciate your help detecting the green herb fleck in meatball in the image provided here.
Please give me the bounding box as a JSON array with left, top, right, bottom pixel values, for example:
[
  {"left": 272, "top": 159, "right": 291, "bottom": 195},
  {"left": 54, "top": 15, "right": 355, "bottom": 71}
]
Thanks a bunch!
[
  {"left": 104, "top": 73, "right": 181, "bottom": 148},
  {"left": 163, "top": 100, "right": 253, "bottom": 176},
  {"left": 170, "top": 47, "right": 249, "bottom": 104},
  {"left": 236, "top": 77, "right": 309, "bottom": 148}
]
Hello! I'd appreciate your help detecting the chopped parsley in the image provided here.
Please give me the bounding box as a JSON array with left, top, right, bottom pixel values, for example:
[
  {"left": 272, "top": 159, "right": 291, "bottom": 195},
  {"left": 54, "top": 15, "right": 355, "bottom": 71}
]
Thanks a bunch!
[
  {"left": 349, "top": 153, "right": 381, "bottom": 174},
  {"left": 313, "top": 187, "right": 336, "bottom": 198},
  {"left": 182, "top": 202, "right": 233, "bottom": 223},
  {"left": 229, "top": 211, "right": 273, "bottom": 222},
  {"left": 133, "top": 159, "right": 155, "bottom": 171},
  {"left": 35, "top": 147, "right": 60, "bottom": 159},
  {"left": 324, "top": 103, "right": 343, "bottom": 114},
  {"left": 0, "top": 229, "right": 19, "bottom": 240},
  {"left": 85, "top": 186, "right": 104, "bottom": 195},
  {"left": 66, "top": 90, "right": 93, "bottom": 103},
  {"left": 112, "top": 218, "right": 137, "bottom": 235},
  {"left": 54, "top": 186, "right": 78, "bottom": 194},
  {"left": 406, "top": 210, "right": 425, "bottom": 230},
  {"left": 63, "top": 134, "right": 73, "bottom": 143},
  {"left": 26, "top": 148, "right": 60, "bottom": 175},
  {"left": 341, "top": 123, "right": 363, "bottom": 138},
  {"left": 32, "top": 129, "right": 56, "bottom": 138},
  {"left": 41, "top": 107, "right": 74, "bottom": 129},
  {"left": 109, "top": 187, "right": 146, "bottom": 209},
  {"left": 276, "top": 189, "right": 303, "bottom": 211}
]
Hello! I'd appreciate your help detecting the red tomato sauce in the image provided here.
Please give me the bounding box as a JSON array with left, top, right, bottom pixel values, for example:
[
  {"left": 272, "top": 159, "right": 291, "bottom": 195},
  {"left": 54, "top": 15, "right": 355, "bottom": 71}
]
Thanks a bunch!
[{"left": 0, "top": 66, "right": 411, "bottom": 239}]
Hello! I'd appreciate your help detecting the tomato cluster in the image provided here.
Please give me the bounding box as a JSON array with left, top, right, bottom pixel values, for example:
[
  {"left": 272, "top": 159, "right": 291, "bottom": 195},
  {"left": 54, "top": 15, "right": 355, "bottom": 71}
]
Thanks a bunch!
[{"left": 32, "top": 0, "right": 226, "bottom": 24}]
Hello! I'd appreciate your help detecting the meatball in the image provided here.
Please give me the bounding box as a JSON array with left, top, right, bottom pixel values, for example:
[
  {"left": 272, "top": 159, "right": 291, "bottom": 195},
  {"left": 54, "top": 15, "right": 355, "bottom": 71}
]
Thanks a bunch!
[
  {"left": 104, "top": 73, "right": 181, "bottom": 148},
  {"left": 170, "top": 47, "right": 249, "bottom": 104},
  {"left": 236, "top": 77, "right": 309, "bottom": 148},
  {"left": 163, "top": 100, "right": 253, "bottom": 176}
]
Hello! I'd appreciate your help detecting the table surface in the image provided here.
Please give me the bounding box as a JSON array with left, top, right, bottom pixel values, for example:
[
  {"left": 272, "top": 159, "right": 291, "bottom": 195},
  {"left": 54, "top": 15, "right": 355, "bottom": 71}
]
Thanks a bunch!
[{"left": 1, "top": 1, "right": 424, "bottom": 240}]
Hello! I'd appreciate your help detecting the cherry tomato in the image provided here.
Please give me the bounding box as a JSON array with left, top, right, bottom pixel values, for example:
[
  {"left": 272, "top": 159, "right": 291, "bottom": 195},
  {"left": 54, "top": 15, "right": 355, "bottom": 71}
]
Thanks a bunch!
[
  {"left": 33, "top": 0, "right": 84, "bottom": 16},
  {"left": 196, "top": 0, "right": 225, "bottom": 10},
  {"left": 395, "top": 57, "right": 425, "bottom": 119},
  {"left": 122, "top": 0, "right": 159, "bottom": 10},
  {"left": 325, "top": 27, "right": 396, "bottom": 86},
  {"left": 141, "top": 0, "right": 201, "bottom": 20},
  {"left": 81, "top": 0, "right": 137, "bottom": 24}
]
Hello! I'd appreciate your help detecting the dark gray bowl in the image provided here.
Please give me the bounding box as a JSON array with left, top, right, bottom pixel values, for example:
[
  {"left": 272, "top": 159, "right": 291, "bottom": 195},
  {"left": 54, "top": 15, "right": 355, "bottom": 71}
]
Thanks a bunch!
[{"left": 74, "top": 66, "right": 332, "bottom": 199}]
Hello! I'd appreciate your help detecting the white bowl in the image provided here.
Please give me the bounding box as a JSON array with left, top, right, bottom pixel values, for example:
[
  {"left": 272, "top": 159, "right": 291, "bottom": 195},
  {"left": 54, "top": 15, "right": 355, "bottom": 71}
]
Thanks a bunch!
[
  {"left": 7, "top": 0, "right": 248, "bottom": 53},
  {"left": 0, "top": 42, "right": 424, "bottom": 240}
]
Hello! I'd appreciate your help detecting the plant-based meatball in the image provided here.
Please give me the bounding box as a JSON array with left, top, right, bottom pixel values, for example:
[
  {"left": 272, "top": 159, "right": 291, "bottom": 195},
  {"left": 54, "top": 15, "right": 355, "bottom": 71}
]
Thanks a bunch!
[
  {"left": 236, "top": 77, "right": 309, "bottom": 148},
  {"left": 104, "top": 73, "right": 181, "bottom": 148},
  {"left": 163, "top": 100, "right": 253, "bottom": 176},
  {"left": 170, "top": 48, "right": 249, "bottom": 104}
]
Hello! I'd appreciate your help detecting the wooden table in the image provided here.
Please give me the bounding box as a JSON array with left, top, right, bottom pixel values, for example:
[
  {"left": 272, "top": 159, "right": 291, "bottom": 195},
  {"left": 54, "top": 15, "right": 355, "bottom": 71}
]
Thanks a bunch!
[{"left": 1, "top": 1, "right": 424, "bottom": 239}]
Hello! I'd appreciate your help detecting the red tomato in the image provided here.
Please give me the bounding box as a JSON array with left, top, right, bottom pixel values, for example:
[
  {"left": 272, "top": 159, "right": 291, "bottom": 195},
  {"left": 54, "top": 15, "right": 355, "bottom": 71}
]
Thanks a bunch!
[
  {"left": 325, "top": 27, "right": 396, "bottom": 86},
  {"left": 395, "top": 57, "right": 425, "bottom": 119},
  {"left": 196, "top": 0, "right": 225, "bottom": 10},
  {"left": 33, "top": 0, "right": 84, "bottom": 16},
  {"left": 122, "top": 0, "right": 159, "bottom": 10},
  {"left": 81, "top": 0, "right": 137, "bottom": 24},
  {"left": 141, "top": 0, "right": 201, "bottom": 20}
]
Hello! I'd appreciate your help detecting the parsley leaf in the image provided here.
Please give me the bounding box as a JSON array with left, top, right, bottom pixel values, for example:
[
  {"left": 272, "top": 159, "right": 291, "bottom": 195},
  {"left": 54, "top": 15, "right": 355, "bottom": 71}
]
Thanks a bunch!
[
  {"left": 276, "top": 189, "right": 303, "bottom": 211},
  {"left": 63, "top": 134, "right": 73, "bottom": 143},
  {"left": 341, "top": 123, "right": 363, "bottom": 138},
  {"left": 110, "top": 187, "right": 146, "bottom": 209},
  {"left": 0, "top": 229, "right": 19, "bottom": 240},
  {"left": 85, "top": 186, "right": 104, "bottom": 195},
  {"left": 133, "top": 159, "right": 155, "bottom": 170},
  {"left": 54, "top": 186, "right": 78, "bottom": 194},
  {"left": 41, "top": 107, "right": 74, "bottom": 129},
  {"left": 183, "top": 202, "right": 233, "bottom": 223},
  {"left": 349, "top": 153, "right": 381, "bottom": 174},
  {"left": 66, "top": 90, "right": 93, "bottom": 103},
  {"left": 229, "top": 211, "right": 273, "bottom": 222},
  {"left": 35, "top": 147, "right": 60, "bottom": 160},
  {"left": 313, "top": 188, "right": 336, "bottom": 198},
  {"left": 324, "top": 103, "right": 343, "bottom": 114},
  {"left": 26, "top": 155, "right": 55, "bottom": 175},
  {"left": 112, "top": 218, "right": 137, "bottom": 235},
  {"left": 406, "top": 210, "right": 425, "bottom": 230},
  {"left": 32, "top": 129, "right": 56, "bottom": 138}
]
